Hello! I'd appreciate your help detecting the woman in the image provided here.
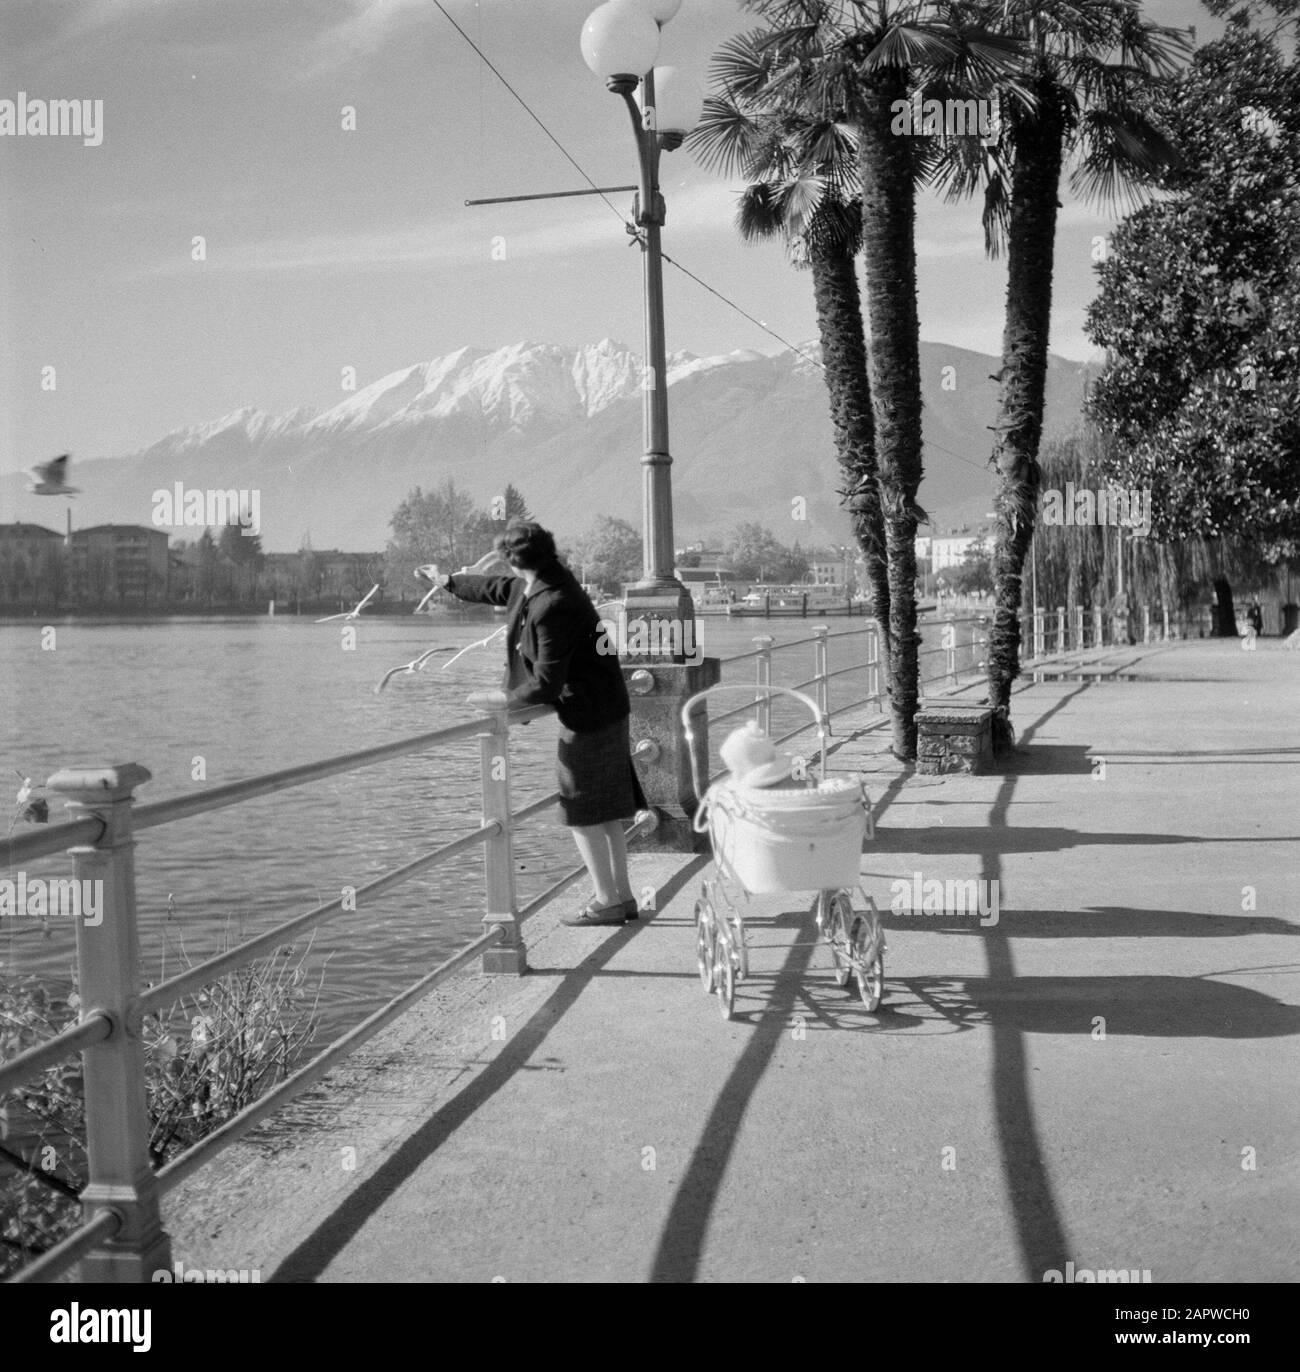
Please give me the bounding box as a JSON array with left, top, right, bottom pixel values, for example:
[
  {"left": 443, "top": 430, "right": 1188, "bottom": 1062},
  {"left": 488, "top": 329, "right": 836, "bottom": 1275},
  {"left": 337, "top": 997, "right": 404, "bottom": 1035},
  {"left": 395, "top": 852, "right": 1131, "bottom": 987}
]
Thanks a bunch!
[{"left": 420, "top": 520, "right": 648, "bottom": 927}]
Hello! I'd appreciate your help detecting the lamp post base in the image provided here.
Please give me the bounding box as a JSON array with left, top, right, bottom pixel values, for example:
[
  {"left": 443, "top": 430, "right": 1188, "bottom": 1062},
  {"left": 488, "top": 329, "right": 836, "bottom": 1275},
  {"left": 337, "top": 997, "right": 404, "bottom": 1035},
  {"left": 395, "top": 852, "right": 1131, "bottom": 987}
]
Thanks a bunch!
[{"left": 625, "top": 656, "right": 720, "bottom": 852}]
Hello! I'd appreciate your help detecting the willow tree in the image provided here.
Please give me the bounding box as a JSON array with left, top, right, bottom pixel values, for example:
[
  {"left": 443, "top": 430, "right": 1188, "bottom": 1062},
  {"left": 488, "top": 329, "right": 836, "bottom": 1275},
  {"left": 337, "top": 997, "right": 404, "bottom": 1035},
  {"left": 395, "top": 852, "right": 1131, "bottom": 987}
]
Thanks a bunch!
[
  {"left": 930, "top": 0, "right": 1187, "bottom": 744},
  {"left": 690, "top": 28, "right": 891, "bottom": 656}
]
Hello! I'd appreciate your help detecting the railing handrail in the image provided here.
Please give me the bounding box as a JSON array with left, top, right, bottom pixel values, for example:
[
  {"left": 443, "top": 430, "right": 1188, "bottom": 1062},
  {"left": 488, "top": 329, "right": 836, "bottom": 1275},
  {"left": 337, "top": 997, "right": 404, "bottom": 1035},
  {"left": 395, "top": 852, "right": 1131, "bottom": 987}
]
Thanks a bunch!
[
  {"left": 133, "top": 704, "right": 553, "bottom": 832},
  {"left": 2, "top": 704, "right": 557, "bottom": 1092},
  {"left": 0, "top": 814, "right": 111, "bottom": 868}
]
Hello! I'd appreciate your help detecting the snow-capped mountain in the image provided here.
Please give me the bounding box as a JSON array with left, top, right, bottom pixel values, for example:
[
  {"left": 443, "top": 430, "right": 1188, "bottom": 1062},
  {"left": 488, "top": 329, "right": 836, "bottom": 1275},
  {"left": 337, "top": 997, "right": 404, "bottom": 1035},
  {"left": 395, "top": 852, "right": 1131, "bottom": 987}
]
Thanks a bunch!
[{"left": 1, "top": 339, "right": 1093, "bottom": 550}]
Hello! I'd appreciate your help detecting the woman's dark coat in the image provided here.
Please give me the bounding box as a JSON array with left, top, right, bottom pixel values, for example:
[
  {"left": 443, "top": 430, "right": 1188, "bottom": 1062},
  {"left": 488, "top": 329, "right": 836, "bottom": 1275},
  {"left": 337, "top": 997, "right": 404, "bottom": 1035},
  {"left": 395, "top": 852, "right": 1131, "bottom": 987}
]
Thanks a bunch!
[{"left": 445, "top": 560, "right": 630, "bottom": 732}]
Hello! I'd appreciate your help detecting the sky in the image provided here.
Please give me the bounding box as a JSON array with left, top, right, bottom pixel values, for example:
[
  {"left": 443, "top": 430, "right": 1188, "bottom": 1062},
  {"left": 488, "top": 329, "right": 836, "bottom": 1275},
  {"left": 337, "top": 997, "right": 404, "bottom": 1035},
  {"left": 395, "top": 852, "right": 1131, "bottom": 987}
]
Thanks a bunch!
[{"left": 0, "top": 0, "right": 1216, "bottom": 471}]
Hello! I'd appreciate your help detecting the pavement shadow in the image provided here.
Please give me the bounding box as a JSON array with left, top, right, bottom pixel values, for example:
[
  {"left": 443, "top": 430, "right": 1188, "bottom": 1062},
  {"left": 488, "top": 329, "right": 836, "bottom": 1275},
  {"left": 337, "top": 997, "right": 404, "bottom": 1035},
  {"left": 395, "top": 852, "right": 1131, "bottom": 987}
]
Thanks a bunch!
[
  {"left": 884, "top": 972, "right": 1300, "bottom": 1038},
  {"left": 268, "top": 853, "right": 713, "bottom": 1283},
  {"left": 865, "top": 826, "right": 1299, "bottom": 857},
  {"left": 887, "top": 909, "right": 1300, "bottom": 939}
]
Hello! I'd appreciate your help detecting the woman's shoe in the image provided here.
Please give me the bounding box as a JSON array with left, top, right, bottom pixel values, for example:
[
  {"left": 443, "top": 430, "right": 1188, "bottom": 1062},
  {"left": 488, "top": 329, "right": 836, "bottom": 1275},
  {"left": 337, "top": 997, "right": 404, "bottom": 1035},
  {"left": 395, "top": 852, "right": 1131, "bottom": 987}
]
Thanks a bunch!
[
  {"left": 562, "top": 901, "right": 629, "bottom": 928},
  {"left": 620, "top": 898, "right": 640, "bottom": 922}
]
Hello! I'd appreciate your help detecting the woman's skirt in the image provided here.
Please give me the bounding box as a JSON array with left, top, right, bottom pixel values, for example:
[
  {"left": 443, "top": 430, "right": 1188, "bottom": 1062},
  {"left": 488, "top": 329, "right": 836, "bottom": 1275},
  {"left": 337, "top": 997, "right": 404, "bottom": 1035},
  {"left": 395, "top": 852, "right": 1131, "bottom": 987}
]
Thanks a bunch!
[{"left": 556, "top": 714, "right": 649, "bottom": 826}]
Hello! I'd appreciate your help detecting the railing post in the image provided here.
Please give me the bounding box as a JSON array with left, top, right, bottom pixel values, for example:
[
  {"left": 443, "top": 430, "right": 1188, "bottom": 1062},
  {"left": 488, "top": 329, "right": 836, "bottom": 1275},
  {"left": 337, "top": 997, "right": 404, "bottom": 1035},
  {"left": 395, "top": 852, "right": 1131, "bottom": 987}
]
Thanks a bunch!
[
  {"left": 812, "top": 625, "right": 829, "bottom": 719},
  {"left": 1093, "top": 605, "right": 1103, "bottom": 647},
  {"left": 1056, "top": 606, "right": 1066, "bottom": 652},
  {"left": 944, "top": 614, "right": 957, "bottom": 682},
  {"left": 45, "top": 763, "right": 171, "bottom": 1283},
  {"left": 1162, "top": 605, "right": 1170, "bottom": 641},
  {"left": 469, "top": 692, "right": 525, "bottom": 975},
  {"left": 868, "top": 624, "right": 881, "bottom": 711},
  {"left": 1033, "top": 606, "right": 1045, "bottom": 659},
  {"left": 1072, "top": 605, "right": 1083, "bottom": 649},
  {"left": 1143, "top": 605, "right": 1151, "bottom": 644},
  {"left": 754, "top": 634, "right": 773, "bottom": 734}
]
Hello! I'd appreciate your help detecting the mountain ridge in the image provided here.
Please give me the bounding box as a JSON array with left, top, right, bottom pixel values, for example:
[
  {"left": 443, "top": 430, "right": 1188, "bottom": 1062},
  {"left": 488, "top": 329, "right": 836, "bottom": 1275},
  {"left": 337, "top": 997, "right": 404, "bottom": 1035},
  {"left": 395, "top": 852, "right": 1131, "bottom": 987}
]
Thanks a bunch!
[{"left": 1, "top": 339, "right": 1094, "bottom": 551}]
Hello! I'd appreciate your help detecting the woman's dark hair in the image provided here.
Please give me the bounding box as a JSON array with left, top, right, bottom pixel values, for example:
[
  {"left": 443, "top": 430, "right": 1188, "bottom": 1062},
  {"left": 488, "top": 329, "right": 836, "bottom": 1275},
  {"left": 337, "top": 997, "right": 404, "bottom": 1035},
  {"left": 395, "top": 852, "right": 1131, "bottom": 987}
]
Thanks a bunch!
[{"left": 493, "top": 519, "right": 558, "bottom": 572}]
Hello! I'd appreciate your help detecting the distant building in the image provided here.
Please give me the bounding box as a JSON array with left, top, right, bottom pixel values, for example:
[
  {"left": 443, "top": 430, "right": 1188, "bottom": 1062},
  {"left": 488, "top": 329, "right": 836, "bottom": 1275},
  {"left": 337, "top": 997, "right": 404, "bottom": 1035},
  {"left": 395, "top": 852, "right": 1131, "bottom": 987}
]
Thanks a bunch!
[
  {"left": 0, "top": 523, "right": 64, "bottom": 605},
  {"left": 68, "top": 525, "right": 170, "bottom": 606},
  {"left": 916, "top": 533, "right": 983, "bottom": 573}
]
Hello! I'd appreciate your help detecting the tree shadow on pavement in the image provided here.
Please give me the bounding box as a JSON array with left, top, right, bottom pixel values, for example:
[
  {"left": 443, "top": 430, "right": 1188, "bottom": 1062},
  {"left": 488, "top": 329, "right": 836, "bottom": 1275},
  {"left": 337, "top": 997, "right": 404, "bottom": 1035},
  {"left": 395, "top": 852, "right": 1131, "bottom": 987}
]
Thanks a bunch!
[
  {"left": 879, "top": 972, "right": 1300, "bottom": 1038},
  {"left": 268, "top": 853, "right": 713, "bottom": 1283}
]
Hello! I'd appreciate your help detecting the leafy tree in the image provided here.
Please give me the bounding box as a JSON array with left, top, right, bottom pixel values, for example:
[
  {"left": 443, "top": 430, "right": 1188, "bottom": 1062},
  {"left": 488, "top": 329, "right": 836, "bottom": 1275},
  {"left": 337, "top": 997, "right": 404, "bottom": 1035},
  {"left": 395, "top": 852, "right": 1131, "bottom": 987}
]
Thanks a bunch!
[
  {"left": 1086, "top": 8, "right": 1300, "bottom": 595},
  {"left": 949, "top": 535, "right": 993, "bottom": 595},
  {"left": 217, "top": 522, "right": 265, "bottom": 568},
  {"left": 386, "top": 479, "right": 493, "bottom": 587},
  {"left": 571, "top": 516, "right": 643, "bottom": 591},
  {"left": 194, "top": 529, "right": 220, "bottom": 607},
  {"left": 726, "top": 521, "right": 808, "bottom": 582},
  {"left": 494, "top": 483, "right": 532, "bottom": 524}
]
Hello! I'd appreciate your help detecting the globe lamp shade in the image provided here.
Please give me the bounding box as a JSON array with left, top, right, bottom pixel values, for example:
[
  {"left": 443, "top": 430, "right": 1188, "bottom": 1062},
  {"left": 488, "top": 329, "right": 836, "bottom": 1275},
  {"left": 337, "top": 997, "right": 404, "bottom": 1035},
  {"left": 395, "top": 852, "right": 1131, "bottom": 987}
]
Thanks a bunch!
[
  {"left": 581, "top": 1, "right": 661, "bottom": 82},
  {"left": 648, "top": 65, "right": 703, "bottom": 136}
]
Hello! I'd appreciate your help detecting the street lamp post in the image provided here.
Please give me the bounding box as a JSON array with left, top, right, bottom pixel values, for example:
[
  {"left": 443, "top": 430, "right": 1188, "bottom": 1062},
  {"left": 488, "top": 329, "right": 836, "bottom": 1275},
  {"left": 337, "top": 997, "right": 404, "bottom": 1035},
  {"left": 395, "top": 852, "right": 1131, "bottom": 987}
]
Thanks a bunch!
[
  {"left": 581, "top": 0, "right": 718, "bottom": 850},
  {"left": 581, "top": 0, "right": 700, "bottom": 654}
]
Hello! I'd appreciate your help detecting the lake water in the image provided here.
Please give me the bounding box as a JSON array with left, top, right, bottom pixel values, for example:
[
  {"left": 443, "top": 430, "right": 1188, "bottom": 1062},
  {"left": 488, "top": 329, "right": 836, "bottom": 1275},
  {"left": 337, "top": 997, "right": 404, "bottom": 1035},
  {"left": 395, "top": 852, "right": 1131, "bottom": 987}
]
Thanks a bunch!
[{"left": 1, "top": 609, "right": 973, "bottom": 1044}]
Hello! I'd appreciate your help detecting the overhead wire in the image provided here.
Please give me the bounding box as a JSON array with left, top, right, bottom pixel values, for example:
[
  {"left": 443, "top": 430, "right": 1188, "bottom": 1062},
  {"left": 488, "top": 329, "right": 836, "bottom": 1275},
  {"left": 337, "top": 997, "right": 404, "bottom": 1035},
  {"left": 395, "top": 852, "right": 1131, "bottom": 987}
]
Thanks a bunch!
[{"left": 432, "top": 0, "right": 999, "bottom": 483}]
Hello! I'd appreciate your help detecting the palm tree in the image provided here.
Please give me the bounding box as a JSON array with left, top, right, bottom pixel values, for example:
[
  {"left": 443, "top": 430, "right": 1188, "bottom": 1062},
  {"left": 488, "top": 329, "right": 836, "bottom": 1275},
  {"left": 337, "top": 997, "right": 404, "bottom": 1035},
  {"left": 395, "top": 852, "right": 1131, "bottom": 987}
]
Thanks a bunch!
[
  {"left": 930, "top": 0, "right": 1188, "bottom": 746},
  {"left": 744, "top": 0, "right": 1028, "bottom": 757},
  {"left": 690, "top": 29, "right": 892, "bottom": 657}
]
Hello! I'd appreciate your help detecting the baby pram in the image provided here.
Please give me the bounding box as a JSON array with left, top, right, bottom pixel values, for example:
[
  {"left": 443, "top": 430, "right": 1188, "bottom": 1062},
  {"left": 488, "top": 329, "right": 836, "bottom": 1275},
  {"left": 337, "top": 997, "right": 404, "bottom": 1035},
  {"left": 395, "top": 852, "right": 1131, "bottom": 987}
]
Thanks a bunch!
[{"left": 682, "top": 683, "right": 886, "bottom": 1021}]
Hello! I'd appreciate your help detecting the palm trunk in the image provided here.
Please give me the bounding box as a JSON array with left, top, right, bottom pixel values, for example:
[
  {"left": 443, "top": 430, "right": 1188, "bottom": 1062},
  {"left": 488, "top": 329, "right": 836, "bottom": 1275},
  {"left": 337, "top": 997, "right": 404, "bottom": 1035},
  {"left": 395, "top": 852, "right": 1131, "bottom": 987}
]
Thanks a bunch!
[
  {"left": 808, "top": 241, "right": 891, "bottom": 658},
  {"left": 986, "top": 75, "right": 1065, "bottom": 748},
  {"left": 859, "top": 70, "right": 925, "bottom": 759}
]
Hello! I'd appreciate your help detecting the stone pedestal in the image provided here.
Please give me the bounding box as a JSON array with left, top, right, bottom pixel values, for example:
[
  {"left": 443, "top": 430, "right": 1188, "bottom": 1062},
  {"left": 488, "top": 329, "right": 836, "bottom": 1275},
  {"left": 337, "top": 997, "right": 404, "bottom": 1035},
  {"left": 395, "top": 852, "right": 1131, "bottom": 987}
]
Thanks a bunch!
[
  {"left": 915, "top": 702, "right": 994, "bottom": 775},
  {"left": 625, "top": 657, "right": 721, "bottom": 851}
]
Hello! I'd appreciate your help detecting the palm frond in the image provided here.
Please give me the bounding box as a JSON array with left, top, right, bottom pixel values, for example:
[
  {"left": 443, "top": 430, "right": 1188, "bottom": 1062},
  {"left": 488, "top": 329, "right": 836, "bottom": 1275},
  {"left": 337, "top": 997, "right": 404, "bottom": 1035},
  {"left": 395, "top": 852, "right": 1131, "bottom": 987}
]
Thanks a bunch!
[
  {"left": 735, "top": 181, "right": 788, "bottom": 244},
  {"left": 687, "top": 95, "right": 766, "bottom": 178},
  {"left": 1068, "top": 105, "right": 1185, "bottom": 208}
]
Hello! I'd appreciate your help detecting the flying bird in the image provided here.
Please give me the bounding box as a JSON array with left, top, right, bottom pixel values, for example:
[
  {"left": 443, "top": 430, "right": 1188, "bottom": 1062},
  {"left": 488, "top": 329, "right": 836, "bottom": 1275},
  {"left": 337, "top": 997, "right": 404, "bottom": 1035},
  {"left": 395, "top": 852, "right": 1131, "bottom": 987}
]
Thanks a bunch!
[
  {"left": 27, "top": 454, "right": 80, "bottom": 496},
  {"left": 372, "top": 645, "right": 457, "bottom": 694},
  {"left": 315, "top": 584, "right": 379, "bottom": 624}
]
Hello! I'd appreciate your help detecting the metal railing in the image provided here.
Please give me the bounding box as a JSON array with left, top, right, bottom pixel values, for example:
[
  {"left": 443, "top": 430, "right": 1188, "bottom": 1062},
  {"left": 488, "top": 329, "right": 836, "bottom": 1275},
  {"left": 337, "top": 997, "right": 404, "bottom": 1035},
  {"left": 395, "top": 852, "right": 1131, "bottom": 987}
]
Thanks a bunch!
[
  {"left": 0, "top": 691, "right": 649, "bottom": 1283},
  {"left": 1017, "top": 600, "right": 1188, "bottom": 663},
  {"left": 0, "top": 605, "right": 1064, "bottom": 1283}
]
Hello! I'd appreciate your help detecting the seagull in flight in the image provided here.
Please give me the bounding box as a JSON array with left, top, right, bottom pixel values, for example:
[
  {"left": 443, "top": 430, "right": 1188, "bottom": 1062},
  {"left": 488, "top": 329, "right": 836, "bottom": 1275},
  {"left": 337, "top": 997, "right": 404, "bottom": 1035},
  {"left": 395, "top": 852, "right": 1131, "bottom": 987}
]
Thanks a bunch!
[
  {"left": 372, "top": 645, "right": 457, "bottom": 694},
  {"left": 315, "top": 583, "right": 379, "bottom": 624},
  {"left": 27, "top": 454, "right": 80, "bottom": 496}
]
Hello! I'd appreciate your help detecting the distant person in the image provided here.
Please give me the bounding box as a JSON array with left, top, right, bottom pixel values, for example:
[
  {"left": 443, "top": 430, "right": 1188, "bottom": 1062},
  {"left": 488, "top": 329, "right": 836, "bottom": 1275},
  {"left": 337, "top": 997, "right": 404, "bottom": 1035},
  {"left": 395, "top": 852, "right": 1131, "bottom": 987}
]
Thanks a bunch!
[
  {"left": 1249, "top": 600, "right": 1264, "bottom": 635},
  {"left": 419, "top": 520, "right": 647, "bottom": 927}
]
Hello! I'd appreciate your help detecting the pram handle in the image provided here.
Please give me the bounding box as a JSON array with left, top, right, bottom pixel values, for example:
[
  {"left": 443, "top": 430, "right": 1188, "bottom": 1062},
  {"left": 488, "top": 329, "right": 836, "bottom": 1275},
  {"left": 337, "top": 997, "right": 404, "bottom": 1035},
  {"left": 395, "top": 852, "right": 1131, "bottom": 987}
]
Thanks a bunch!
[{"left": 680, "top": 683, "right": 831, "bottom": 803}]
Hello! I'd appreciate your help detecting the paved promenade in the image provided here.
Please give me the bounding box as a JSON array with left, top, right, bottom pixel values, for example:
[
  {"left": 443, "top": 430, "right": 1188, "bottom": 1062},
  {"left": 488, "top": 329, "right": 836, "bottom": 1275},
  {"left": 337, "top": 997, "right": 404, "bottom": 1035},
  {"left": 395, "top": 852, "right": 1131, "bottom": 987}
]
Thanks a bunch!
[{"left": 167, "top": 638, "right": 1299, "bottom": 1282}]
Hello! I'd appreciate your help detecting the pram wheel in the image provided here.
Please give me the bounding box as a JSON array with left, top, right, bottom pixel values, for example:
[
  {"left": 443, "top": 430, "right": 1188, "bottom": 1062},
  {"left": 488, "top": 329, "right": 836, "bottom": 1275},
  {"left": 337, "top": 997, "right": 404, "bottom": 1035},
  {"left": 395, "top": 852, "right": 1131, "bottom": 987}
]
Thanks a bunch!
[
  {"left": 821, "top": 890, "right": 855, "bottom": 989},
  {"left": 694, "top": 896, "right": 716, "bottom": 993},
  {"left": 849, "top": 913, "right": 884, "bottom": 1012},
  {"left": 714, "top": 920, "right": 737, "bottom": 1020}
]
